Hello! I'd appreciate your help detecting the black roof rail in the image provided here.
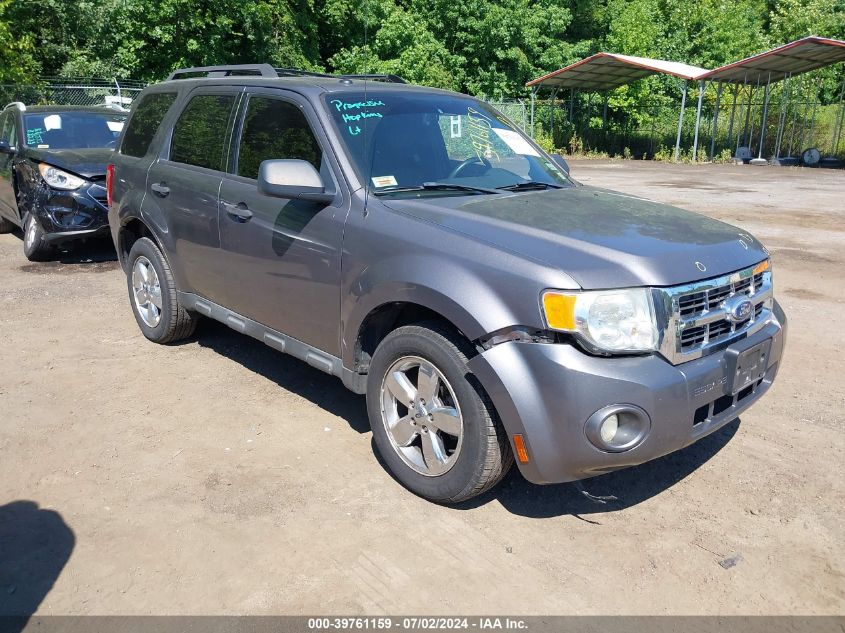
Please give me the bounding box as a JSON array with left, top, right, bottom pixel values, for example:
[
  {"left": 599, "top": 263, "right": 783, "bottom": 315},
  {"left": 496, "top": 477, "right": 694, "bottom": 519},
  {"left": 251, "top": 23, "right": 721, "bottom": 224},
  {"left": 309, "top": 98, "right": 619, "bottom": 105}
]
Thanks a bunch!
[
  {"left": 166, "top": 64, "right": 278, "bottom": 80},
  {"left": 273, "top": 68, "right": 407, "bottom": 83},
  {"left": 164, "top": 64, "right": 407, "bottom": 84},
  {"left": 339, "top": 73, "right": 407, "bottom": 84}
]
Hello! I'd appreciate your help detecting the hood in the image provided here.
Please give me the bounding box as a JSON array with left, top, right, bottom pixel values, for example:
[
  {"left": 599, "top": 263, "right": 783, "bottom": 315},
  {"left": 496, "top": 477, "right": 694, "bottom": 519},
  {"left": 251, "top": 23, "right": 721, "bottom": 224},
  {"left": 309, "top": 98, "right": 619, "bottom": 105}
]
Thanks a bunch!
[
  {"left": 23, "top": 147, "right": 113, "bottom": 179},
  {"left": 381, "top": 186, "right": 768, "bottom": 289}
]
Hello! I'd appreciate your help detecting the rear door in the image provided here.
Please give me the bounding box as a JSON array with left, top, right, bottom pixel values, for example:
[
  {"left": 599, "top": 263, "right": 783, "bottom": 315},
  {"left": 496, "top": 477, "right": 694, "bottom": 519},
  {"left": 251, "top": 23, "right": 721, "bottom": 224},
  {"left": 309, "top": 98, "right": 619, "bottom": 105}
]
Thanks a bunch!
[
  {"left": 0, "top": 111, "right": 20, "bottom": 222},
  {"left": 216, "top": 89, "right": 348, "bottom": 356},
  {"left": 143, "top": 88, "right": 240, "bottom": 299}
]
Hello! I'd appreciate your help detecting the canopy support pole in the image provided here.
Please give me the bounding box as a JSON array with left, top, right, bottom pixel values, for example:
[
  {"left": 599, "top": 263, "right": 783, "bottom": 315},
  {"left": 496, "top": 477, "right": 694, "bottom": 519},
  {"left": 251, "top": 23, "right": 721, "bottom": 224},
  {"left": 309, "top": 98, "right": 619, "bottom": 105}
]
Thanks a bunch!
[
  {"left": 754, "top": 73, "right": 772, "bottom": 162},
  {"left": 774, "top": 73, "right": 792, "bottom": 159},
  {"left": 709, "top": 81, "right": 724, "bottom": 160},
  {"left": 726, "top": 82, "right": 740, "bottom": 151},
  {"left": 568, "top": 89, "right": 575, "bottom": 124},
  {"left": 736, "top": 74, "right": 749, "bottom": 155},
  {"left": 692, "top": 80, "right": 705, "bottom": 161},
  {"left": 674, "top": 80, "right": 688, "bottom": 162},
  {"left": 549, "top": 88, "right": 559, "bottom": 141},
  {"left": 742, "top": 78, "right": 758, "bottom": 154},
  {"left": 827, "top": 71, "right": 845, "bottom": 157},
  {"left": 808, "top": 74, "right": 822, "bottom": 149},
  {"left": 530, "top": 87, "right": 537, "bottom": 139}
]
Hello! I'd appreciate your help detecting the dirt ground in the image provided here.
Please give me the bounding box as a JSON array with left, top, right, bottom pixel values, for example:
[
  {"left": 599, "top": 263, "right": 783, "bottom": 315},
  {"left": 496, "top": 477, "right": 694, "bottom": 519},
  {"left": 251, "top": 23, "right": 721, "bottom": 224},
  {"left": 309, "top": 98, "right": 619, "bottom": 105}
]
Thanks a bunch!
[{"left": 0, "top": 160, "right": 843, "bottom": 616}]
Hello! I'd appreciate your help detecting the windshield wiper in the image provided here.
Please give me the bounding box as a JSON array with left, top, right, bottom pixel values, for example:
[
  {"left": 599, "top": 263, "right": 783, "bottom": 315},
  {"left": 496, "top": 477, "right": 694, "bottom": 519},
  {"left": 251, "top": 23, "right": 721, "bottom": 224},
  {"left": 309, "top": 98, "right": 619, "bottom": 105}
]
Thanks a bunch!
[
  {"left": 373, "top": 182, "right": 500, "bottom": 196},
  {"left": 496, "top": 181, "right": 564, "bottom": 192}
]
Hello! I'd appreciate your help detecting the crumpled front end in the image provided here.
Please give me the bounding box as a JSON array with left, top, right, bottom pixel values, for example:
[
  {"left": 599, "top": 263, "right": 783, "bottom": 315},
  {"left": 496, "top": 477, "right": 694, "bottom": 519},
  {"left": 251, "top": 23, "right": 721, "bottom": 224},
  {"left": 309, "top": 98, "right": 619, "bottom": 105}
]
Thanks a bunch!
[
  {"left": 468, "top": 301, "right": 787, "bottom": 485},
  {"left": 27, "top": 179, "right": 111, "bottom": 244}
]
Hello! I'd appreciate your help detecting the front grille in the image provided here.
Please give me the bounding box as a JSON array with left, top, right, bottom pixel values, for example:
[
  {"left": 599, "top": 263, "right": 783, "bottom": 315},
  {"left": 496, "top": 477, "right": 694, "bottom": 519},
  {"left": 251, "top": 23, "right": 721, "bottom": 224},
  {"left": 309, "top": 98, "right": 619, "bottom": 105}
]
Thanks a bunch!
[
  {"left": 692, "top": 378, "right": 765, "bottom": 426},
  {"left": 657, "top": 263, "right": 774, "bottom": 364}
]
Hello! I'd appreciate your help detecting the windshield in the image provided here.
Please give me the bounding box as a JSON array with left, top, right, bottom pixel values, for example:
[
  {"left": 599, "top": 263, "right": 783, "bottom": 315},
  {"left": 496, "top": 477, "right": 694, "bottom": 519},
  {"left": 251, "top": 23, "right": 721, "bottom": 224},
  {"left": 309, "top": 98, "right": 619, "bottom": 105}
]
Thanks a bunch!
[
  {"left": 23, "top": 111, "right": 127, "bottom": 150},
  {"left": 323, "top": 91, "right": 572, "bottom": 195}
]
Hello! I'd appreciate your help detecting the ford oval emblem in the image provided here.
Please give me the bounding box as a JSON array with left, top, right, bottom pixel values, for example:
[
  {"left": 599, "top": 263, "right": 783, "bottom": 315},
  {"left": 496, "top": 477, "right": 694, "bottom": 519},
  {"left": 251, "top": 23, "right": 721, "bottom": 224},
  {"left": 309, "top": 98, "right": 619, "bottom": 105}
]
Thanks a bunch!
[{"left": 726, "top": 297, "right": 754, "bottom": 322}]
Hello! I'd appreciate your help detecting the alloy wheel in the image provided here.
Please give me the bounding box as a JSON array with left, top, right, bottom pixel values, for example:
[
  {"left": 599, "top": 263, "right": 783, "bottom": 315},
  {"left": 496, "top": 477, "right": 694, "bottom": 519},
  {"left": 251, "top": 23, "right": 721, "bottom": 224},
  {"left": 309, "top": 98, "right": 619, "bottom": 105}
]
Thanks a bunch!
[
  {"left": 380, "top": 355, "right": 464, "bottom": 476},
  {"left": 132, "top": 256, "right": 163, "bottom": 327}
]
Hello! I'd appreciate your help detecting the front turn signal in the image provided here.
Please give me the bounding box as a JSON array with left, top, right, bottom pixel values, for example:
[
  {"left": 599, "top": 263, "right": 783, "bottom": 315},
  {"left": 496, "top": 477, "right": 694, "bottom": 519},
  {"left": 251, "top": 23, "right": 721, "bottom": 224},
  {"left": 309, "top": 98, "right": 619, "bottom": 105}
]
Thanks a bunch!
[{"left": 542, "top": 292, "right": 577, "bottom": 331}]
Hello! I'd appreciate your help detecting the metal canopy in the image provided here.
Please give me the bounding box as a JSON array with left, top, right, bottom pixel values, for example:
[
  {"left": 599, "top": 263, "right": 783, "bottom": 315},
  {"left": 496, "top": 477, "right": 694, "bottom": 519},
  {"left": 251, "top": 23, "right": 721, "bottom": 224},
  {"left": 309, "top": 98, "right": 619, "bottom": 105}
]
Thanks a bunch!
[
  {"left": 701, "top": 36, "right": 845, "bottom": 84},
  {"left": 526, "top": 53, "right": 708, "bottom": 91}
]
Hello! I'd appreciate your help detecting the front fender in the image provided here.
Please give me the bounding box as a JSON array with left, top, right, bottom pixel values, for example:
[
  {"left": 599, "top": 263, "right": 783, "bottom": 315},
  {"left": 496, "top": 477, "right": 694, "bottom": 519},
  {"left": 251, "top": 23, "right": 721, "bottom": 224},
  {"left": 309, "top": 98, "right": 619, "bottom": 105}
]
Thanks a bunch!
[{"left": 341, "top": 253, "right": 526, "bottom": 369}]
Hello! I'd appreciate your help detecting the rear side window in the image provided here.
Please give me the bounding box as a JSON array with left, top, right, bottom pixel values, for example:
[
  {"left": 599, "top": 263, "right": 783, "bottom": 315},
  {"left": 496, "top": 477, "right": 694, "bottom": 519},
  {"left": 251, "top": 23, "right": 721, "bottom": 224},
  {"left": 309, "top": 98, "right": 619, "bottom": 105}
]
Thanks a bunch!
[
  {"left": 169, "top": 94, "right": 236, "bottom": 172},
  {"left": 236, "top": 96, "right": 322, "bottom": 180},
  {"left": 0, "top": 112, "right": 16, "bottom": 147},
  {"left": 121, "top": 92, "right": 176, "bottom": 158}
]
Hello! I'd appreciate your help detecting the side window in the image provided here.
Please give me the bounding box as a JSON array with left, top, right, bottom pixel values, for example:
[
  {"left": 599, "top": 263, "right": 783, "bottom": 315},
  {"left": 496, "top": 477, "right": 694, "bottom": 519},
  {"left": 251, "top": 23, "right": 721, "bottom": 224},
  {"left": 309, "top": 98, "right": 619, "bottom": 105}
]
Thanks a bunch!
[
  {"left": 121, "top": 92, "right": 177, "bottom": 158},
  {"left": 1, "top": 113, "right": 17, "bottom": 148},
  {"left": 169, "top": 94, "right": 236, "bottom": 171},
  {"left": 236, "top": 96, "right": 322, "bottom": 180}
]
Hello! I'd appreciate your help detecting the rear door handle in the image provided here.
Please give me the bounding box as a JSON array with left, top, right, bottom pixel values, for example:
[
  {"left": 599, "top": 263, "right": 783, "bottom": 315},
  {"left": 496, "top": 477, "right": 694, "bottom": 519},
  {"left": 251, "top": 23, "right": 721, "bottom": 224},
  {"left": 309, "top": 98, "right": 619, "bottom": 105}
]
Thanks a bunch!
[
  {"left": 222, "top": 201, "right": 253, "bottom": 222},
  {"left": 150, "top": 182, "right": 170, "bottom": 197}
]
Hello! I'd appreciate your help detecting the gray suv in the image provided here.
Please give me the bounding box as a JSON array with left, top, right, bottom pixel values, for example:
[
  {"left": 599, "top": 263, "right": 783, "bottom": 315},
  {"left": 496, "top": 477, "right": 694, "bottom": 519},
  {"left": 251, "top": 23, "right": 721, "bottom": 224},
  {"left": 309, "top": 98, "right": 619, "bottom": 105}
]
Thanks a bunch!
[{"left": 108, "top": 64, "right": 786, "bottom": 503}]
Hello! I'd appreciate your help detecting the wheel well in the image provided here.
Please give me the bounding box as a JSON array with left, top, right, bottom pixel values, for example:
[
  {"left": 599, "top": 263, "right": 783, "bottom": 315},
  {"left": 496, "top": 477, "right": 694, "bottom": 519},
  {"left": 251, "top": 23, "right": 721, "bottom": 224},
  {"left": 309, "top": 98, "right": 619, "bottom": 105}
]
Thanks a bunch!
[
  {"left": 119, "top": 218, "right": 158, "bottom": 264},
  {"left": 354, "top": 302, "right": 474, "bottom": 373}
]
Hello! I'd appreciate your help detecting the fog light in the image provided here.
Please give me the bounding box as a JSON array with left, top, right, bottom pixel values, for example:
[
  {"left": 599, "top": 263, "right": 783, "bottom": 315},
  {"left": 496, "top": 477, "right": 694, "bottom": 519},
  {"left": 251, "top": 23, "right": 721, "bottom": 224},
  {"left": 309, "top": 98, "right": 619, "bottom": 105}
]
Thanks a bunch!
[
  {"left": 585, "top": 405, "right": 651, "bottom": 452},
  {"left": 599, "top": 414, "right": 619, "bottom": 444}
]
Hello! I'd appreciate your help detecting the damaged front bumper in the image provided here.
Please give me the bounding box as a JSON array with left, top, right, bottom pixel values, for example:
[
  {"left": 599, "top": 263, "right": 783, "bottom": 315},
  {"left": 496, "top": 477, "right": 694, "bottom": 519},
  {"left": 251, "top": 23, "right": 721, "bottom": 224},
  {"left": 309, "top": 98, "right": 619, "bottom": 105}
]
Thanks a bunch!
[
  {"left": 468, "top": 301, "right": 787, "bottom": 485},
  {"left": 30, "top": 181, "right": 110, "bottom": 245}
]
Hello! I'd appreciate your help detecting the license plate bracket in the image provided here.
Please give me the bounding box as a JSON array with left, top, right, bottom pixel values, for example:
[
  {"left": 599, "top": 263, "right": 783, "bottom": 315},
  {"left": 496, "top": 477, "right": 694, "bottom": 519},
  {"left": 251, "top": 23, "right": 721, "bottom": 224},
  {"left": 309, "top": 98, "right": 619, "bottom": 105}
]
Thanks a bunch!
[{"left": 725, "top": 338, "right": 771, "bottom": 395}]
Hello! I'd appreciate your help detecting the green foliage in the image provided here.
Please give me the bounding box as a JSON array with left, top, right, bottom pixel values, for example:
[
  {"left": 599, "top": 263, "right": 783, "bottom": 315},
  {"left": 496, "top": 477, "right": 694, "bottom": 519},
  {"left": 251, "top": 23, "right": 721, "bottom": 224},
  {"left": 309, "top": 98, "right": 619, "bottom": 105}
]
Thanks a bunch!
[
  {"left": 533, "top": 129, "right": 557, "bottom": 154},
  {"left": 1, "top": 0, "right": 842, "bottom": 153},
  {"left": 0, "top": 0, "right": 39, "bottom": 82}
]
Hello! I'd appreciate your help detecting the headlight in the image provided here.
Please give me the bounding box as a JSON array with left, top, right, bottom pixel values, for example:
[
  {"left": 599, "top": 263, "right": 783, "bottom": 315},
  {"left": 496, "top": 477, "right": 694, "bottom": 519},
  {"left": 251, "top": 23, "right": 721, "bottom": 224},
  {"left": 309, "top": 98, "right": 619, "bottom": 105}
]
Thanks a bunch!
[
  {"left": 38, "top": 163, "right": 86, "bottom": 190},
  {"left": 542, "top": 288, "right": 659, "bottom": 353}
]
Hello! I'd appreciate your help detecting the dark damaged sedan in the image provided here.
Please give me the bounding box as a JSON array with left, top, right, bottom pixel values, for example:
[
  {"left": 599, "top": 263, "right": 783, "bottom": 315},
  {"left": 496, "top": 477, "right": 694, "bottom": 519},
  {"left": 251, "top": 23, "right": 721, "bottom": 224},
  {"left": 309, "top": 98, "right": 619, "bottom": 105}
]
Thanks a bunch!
[{"left": 0, "top": 103, "right": 127, "bottom": 260}]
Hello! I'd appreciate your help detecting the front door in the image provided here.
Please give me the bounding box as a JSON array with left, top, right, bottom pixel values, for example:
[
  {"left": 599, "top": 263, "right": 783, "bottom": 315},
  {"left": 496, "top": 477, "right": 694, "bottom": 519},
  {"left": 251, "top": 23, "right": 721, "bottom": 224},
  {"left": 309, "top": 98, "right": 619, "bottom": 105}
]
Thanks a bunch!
[
  {"left": 0, "top": 112, "right": 20, "bottom": 222},
  {"left": 217, "top": 90, "right": 348, "bottom": 356},
  {"left": 142, "top": 89, "right": 239, "bottom": 299}
]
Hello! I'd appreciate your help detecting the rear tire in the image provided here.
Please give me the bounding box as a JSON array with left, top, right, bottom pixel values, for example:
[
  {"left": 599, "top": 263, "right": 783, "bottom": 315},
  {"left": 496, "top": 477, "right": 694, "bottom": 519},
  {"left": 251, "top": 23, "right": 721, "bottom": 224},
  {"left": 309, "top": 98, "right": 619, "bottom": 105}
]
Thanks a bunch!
[
  {"left": 126, "top": 237, "right": 197, "bottom": 344},
  {"left": 367, "top": 321, "right": 513, "bottom": 503},
  {"left": 22, "top": 212, "right": 53, "bottom": 261},
  {"left": 0, "top": 216, "right": 14, "bottom": 233}
]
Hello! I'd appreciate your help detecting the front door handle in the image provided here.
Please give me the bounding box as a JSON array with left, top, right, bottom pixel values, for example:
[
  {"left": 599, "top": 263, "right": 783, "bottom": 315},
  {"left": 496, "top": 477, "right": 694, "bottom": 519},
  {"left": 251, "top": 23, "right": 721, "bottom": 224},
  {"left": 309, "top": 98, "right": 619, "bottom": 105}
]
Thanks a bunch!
[
  {"left": 222, "top": 201, "right": 253, "bottom": 222},
  {"left": 150, "top": 182, "right": 170, "bottom": 197}
]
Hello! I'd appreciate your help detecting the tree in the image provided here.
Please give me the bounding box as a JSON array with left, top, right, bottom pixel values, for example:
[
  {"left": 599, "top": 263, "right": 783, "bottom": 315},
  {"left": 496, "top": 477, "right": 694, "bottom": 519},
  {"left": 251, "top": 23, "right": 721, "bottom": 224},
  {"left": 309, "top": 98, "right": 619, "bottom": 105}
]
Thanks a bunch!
[{"left": 0, "top": 0, "right": 39, "bottom": 82}]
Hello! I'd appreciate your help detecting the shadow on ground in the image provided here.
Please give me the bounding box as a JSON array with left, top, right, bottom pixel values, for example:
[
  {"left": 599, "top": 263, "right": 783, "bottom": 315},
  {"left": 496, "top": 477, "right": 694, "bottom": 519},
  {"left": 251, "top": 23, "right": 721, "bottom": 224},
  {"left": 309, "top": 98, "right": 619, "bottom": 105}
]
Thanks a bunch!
[
  {"left": 0, "top": 501, "right": 74, "bottom": 632},
  {"left": 195, "top": 319, "right": 370, "bottom": 434},
  {"left": 193, "top": 320, "right": 740, "bottom": 516},
  {"left": 9, "top": 228, "right": 118, "bottom": 271},
  {"left": 461, "top": 419, "right": 740, "bottom": 519}
]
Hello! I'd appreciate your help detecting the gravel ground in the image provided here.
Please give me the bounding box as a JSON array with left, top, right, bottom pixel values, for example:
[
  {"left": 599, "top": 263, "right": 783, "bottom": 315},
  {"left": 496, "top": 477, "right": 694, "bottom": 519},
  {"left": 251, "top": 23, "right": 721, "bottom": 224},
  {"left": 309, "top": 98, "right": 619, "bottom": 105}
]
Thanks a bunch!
[{"left": 0, "top": 160, "right": 842, "bottom": 616}]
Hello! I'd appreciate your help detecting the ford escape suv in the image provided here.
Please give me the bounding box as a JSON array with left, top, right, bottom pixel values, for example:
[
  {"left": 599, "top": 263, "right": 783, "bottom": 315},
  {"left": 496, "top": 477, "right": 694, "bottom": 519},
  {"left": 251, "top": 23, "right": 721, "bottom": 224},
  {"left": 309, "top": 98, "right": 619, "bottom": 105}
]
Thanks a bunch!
[{"left": 108, "top": 64, "right": 786, "bottom": 503}]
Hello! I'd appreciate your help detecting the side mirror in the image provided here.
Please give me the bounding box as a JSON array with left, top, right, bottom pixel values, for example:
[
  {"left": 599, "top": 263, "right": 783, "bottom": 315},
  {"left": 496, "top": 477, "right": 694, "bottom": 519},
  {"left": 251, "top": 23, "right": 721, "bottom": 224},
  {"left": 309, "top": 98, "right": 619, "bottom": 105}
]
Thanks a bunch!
[
  {"left": 552, "top": 153, "right": 570, "bottom": 174},
  {"left": 257, "top": 159, "right": 333, "bottom": 204},
  {"left": 0, "top": 140, "right": 14, "bottom": 155}
]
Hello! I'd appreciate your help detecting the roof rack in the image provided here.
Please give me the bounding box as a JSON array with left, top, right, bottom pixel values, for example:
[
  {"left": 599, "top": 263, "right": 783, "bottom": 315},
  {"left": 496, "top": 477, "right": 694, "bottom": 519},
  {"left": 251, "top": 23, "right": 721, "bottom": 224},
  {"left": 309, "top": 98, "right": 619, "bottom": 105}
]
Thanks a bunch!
[
  {"left": 165, "top": 64, "right": 406, "bottom": 84},
  {"left": 167, "top": 64, "right": 278, "bottom": 81}
]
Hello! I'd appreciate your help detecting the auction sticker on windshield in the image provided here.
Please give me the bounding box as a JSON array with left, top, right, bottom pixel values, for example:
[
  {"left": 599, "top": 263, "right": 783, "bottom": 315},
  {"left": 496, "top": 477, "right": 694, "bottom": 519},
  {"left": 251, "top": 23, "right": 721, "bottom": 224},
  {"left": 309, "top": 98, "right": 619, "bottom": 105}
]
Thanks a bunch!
[
  {"left": 372, "top": 175, "right": 398, "bottom": 187},
  {"left": 492, "top": 128, "right": 540, "bottom": 156}
]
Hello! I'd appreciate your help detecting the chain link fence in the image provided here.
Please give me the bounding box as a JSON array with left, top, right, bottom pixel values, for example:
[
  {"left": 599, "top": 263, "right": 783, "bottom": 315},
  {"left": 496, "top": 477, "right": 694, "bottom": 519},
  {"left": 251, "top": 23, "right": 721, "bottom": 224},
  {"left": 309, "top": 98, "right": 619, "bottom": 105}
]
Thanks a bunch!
[{"left": 0, "top": 77, "right": 147, "bottom": 109}]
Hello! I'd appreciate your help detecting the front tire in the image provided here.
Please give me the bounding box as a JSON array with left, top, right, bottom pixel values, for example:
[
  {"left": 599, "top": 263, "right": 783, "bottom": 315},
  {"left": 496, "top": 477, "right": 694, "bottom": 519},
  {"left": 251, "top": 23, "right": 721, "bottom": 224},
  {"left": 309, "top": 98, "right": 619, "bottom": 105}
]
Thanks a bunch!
[
  {"left": 126, "top": 237, "right": 197, "bottom": 344},
  {"left": 22, "top": 212, "right": 53, "bottom": 261},
  {"left": 367, "top": 322, "right": 513, "bottom": 503}
]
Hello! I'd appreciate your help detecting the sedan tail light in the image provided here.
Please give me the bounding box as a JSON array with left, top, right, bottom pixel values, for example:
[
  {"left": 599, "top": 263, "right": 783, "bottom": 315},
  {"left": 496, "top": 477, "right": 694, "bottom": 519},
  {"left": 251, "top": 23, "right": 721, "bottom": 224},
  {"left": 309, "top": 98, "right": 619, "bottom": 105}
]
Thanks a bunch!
[{"left": 106, "top": 164, "right": 115, "bottom": 208}]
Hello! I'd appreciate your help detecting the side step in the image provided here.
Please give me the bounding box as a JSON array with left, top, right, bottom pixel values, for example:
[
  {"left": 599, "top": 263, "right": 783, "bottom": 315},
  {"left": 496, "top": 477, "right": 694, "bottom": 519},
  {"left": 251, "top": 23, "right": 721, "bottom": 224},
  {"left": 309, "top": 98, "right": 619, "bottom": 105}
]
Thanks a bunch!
[{"left": 177, "top": 292, "right": 367, "bottom": 394}]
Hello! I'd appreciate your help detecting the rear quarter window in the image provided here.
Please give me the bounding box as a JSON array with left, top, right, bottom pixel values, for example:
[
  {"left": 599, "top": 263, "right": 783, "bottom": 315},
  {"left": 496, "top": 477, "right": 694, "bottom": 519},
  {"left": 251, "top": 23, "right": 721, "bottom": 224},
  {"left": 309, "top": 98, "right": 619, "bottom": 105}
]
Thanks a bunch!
[
  {"left": 120, "top": 92, "right": 177, "bottom": 158},
  {"left": 169, "top": 94, "right": 236, "bottom": 172}
]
